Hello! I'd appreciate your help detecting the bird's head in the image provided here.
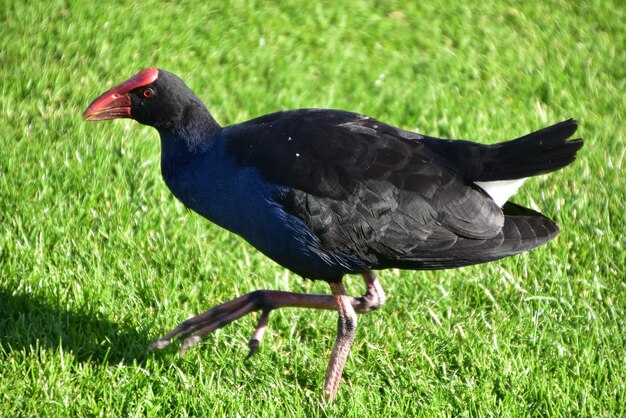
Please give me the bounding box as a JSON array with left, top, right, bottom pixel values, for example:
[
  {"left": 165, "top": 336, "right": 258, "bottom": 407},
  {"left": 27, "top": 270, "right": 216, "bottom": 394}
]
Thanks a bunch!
[{"left": 83, "top": 68, "right": 207, "bottom": 131}]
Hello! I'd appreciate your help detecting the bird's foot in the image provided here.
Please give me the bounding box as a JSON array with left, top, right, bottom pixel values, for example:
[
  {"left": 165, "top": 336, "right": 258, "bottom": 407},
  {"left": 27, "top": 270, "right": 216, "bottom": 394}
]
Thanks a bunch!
[
  {"left": 148, "top": 289, "right": 340, "bottom": 357},
  {"left": 149, "top": 292, "right": 264, "bottom": 356}
]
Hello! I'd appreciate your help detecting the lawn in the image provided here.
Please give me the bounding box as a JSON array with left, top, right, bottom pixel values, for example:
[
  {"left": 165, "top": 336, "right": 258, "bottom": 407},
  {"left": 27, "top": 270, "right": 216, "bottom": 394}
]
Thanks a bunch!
[{"left": 1, "top": 0, "right": 624, "bottom": 416}]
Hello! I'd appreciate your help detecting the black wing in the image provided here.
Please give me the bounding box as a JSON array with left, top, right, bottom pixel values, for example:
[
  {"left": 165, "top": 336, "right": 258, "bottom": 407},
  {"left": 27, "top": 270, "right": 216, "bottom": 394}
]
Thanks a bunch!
[{"left": 225, "top": 109, "right": 508, "bottom": 268}]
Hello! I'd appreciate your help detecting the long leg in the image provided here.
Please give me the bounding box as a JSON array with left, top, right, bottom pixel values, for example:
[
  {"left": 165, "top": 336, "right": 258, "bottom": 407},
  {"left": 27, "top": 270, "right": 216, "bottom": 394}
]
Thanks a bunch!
[
  {"left": 321, "top": 271, "right": 386, "bottom": 401},
  {"left": 323, "top": 281, "right": 357, "bottom": 401}
]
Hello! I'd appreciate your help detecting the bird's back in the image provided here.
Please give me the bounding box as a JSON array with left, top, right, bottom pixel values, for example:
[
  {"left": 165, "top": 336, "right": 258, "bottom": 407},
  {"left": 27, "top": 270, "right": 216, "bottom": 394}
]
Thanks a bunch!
[{"left": 219, "top": 109, "right": 580, "bottom": 278}]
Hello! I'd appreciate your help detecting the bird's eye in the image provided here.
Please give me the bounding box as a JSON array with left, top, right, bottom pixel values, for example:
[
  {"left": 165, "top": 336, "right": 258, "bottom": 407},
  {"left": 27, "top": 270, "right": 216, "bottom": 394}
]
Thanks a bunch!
[{"left": 143, "top": 88, "right": 155, "bottom": 98}]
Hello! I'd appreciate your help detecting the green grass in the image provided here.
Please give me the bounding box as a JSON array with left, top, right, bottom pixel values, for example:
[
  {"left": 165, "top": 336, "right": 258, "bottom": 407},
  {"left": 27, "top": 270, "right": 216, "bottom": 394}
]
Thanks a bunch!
[{"left": 1, "top": 0, "right": 625, "bottom": 416}]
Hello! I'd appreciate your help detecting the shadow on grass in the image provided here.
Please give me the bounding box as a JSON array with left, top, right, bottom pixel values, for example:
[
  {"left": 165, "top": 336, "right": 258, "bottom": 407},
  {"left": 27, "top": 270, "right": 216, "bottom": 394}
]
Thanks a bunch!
[{"left": 0, "top": 287, "right": 152, "bottom": 365}]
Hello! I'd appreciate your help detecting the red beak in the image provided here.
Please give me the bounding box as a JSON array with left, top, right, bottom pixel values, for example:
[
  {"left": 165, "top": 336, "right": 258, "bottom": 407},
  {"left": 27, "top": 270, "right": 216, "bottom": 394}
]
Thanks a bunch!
[{"left": 83, "top": 68, "right": 159, "bottom": 121}]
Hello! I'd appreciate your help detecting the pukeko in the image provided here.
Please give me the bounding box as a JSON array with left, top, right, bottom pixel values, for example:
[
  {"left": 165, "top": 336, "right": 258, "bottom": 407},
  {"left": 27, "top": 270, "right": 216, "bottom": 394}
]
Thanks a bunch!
[{"left": 84, "top": 68, "right": 583, "bottom": 400}]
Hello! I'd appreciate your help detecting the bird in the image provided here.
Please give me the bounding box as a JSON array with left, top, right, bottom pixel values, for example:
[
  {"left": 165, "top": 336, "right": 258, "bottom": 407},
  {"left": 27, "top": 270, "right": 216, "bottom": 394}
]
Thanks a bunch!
[{"left": 83, "top": 68, "right": 583, "bottom": 401}]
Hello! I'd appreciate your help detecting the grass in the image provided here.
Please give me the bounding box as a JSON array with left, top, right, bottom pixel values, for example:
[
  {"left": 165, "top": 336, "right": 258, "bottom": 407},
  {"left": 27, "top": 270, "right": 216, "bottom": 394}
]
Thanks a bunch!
[{"left": 1, "top": 0, "right": 625, "bottom": 416}]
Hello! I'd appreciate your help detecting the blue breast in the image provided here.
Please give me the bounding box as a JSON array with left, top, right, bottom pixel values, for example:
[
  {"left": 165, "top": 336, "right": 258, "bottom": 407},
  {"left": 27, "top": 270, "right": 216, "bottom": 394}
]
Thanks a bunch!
[{"left": 159, "top": 128, "right": 364, "bottom": 280}]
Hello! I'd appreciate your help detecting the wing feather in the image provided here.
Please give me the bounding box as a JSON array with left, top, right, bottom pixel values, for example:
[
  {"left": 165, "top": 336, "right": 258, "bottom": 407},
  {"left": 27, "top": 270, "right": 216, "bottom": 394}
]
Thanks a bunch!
[{"left": 225, "top": 109, "right": 505, "bottom": 266}]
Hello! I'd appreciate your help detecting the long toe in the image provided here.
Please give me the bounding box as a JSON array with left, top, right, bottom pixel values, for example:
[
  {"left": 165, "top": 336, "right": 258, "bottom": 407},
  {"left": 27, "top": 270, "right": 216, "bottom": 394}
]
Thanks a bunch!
[{"left": 246, "top": 309, "right": 271, "bottom": 359}]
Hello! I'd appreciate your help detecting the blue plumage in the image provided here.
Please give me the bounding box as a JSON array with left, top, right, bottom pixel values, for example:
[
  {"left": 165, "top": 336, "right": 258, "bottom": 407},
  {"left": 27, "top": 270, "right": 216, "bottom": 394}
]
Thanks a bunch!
[{"left": 159, "top": 127, "right": 366, "bottom": 280}]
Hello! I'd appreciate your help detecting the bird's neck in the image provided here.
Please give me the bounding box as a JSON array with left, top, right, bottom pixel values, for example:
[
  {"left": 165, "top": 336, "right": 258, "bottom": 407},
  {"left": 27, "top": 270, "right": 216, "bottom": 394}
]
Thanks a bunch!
[
  {"left": 158, "top": 103, "right": 221, "bottom": 159},
  {"left": 158, "top": 103, "right": 222, "bottom": 182}
]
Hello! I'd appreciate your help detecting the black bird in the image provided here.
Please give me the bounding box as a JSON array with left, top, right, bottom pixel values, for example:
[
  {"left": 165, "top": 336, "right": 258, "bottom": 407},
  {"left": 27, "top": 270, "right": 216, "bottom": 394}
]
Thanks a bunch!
[{"left": 84, "top": 68, "right": 583, "bottom": 400}]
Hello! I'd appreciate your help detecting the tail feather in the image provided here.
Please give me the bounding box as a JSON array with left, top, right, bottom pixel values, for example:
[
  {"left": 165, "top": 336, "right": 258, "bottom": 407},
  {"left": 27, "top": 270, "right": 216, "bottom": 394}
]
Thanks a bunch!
[
  {"left": 482, "top": 119, "right": 583, "bottom": 181},
  {"left": 421, "top": 119, "right": 584, "bottom": 181}
]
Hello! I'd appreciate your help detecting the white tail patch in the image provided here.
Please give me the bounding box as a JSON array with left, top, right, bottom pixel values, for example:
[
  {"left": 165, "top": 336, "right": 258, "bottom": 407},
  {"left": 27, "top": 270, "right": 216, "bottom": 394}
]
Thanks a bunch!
[{"left": 474, "top": 178, "right": 527, "bottom": 207}]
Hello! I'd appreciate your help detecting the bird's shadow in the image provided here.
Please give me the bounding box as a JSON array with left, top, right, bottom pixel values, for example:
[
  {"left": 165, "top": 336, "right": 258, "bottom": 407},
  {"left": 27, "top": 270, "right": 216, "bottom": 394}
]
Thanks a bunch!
[{"left": 0, "top": 287, "right": 152, "bottom": 365}]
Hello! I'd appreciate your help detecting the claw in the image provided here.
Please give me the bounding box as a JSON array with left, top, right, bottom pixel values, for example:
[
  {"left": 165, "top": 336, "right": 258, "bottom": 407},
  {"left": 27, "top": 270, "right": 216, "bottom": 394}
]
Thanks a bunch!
[
  {"left": 179, "top": 335, "right": 202, "bottom": 357},
  {"left": 246, "top": 339, "right": 260, "bottom": 360},
  {"left": 148, "top": 339, "right": 170, "bottom": 351}
]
